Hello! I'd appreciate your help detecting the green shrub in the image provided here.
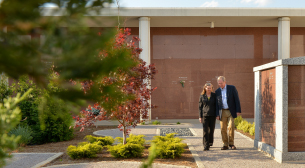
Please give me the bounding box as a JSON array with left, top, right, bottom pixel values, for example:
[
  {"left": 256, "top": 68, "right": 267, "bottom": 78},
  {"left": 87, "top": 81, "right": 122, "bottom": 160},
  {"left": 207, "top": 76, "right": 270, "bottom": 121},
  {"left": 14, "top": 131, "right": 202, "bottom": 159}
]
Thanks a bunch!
[
  {"left": 151, "top": 133, "right": 186, "bottom": 159},
  {"left": 140, "top": 122, "right": 145, "bottom": 125},
  {"left": 107, "top": 143, "right": 144, "bottom": 158},
  {"left": 236, "top": 120, "right": 246, "bottom": 130},
  {"left": 37, "top": 90, "right": 74, "bottom": 143},
  {"left": 243, "top": 122, "right": 252, "bottom": 133},
  {"left": 77, "top": 142, "right": 89, "bottom": 146},
  {"left": 235, "top": 116, "right": 256, "bottom": 136},
  {"left": 249, "top": 123, "right": 255, "bottom": 136},
  {"left": 154, "top": 140, "right": 186, "bottom": 159},
  {"left": 12, "top": 75, "right": 74, "bottom": 144},
  {"left": 85, "top": 107, "right": 101, "bottom": 116},
  {"left": 152, "top": 120, "right": 161, "bottom": 125},
  {"left": 176, "top": 122, "right": 180, "bottom": 125},
  {"left": 84, "top": 135, "right": 114, "bottom": 146},
  {"left": 151, "top": 133, "right": 182, "bottom": 143},
  {"left": 115, "top": 134, "right": 146, "bottom": 145},
  {"left": 67, "top": 142, "right": 103, "bottom": 159},
  {"left": 0, "top": 74, "right": 12, "bottom": 103},
  {"left": 234, "top": 116, "right": 243, "bottom": 128},
  {"left": 0, "top": 89, "right": 32, "bottom": 167},
  {"left": 237, "top": 120, "right": 252, "bottom": 133},
  {"left": 8, "top": 125, "right": 33, "bottom": 146}
]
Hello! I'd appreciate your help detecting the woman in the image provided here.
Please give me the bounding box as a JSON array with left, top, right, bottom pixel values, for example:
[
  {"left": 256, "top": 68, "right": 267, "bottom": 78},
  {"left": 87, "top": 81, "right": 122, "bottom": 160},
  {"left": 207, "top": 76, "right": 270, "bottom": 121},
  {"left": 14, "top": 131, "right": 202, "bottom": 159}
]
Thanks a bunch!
[{"left": 199, "top": 83, "right": 217, "bottom": 151}]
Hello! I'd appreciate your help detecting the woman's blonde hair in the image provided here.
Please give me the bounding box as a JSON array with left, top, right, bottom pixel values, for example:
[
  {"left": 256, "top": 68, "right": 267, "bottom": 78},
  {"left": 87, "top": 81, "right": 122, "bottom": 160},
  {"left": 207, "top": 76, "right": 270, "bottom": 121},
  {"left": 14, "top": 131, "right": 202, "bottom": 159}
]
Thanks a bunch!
[{"left": 201, "top": 83, "right": 214, "bottom": 95}]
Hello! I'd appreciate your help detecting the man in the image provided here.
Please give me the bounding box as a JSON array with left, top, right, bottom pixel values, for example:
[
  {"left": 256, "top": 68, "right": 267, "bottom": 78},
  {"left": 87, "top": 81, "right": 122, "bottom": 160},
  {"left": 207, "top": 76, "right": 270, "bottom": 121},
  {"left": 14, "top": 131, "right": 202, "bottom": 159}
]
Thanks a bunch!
[{"left": 215, "top": 76, "right": 241, "bottom": 150}]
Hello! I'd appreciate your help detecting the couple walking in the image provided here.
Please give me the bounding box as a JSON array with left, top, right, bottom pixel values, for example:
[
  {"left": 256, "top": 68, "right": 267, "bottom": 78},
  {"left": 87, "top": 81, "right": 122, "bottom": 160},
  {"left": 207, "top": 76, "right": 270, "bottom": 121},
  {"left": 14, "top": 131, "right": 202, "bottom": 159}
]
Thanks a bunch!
[{"left": 198, "top": 76, "right": 241, "bottom": 151}]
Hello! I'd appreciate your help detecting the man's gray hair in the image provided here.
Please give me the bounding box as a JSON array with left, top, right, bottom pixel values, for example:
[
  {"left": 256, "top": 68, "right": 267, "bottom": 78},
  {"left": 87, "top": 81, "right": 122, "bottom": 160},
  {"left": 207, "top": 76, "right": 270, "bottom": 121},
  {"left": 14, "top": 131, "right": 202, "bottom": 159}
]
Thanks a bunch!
[{"left": 217, "top": 76, "right": 226, "bottom": 82}]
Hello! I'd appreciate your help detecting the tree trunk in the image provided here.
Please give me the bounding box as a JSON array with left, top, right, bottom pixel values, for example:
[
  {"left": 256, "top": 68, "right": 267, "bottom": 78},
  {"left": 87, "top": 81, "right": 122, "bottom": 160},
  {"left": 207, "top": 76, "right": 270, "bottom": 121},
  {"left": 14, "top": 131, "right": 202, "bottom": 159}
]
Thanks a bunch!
[{"left": 123, "top": 126, "right": 127, "bottom": 145}]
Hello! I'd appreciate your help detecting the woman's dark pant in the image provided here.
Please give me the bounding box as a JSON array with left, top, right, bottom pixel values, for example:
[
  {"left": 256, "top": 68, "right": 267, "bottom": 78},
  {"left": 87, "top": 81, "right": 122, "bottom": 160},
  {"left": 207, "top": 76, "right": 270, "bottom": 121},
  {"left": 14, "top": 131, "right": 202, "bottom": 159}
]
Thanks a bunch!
[{"left": 202, "top": 116, "right": 216, "bottom": 148}]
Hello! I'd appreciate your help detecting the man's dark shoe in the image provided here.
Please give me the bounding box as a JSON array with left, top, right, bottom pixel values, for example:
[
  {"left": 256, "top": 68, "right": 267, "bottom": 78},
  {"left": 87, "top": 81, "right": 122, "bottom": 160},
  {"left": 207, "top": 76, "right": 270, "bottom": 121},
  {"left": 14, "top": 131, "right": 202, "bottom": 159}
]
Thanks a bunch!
[
  {"left": 203, "top": 148, "right": 209, "bottom": 151},
  {"left": 221, "top": 146, "right": 229, "bottom": 150},
  {"left": 209, "top": 143, "right": 213, "bottom": 147},
  {"left": 229, "top": 145, "right": 237, "bottom": 150}
]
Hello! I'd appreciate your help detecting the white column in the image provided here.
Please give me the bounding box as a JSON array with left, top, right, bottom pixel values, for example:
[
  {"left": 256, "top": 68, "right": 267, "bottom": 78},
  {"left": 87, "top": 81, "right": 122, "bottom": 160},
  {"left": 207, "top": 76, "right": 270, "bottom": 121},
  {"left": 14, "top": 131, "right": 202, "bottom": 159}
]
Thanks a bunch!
[
  {"left": 139, "top": 17, "right": 151, "bottom": 122},
  {"left": 278, "top": 17, "right": 290, "bottom": 60},
  {"left": 254, "top": 71, "right": 261, "bottom": 146},
  {"left": 274, "top": 65, "right": 288, "bottom": 163},
  {"left": 139, "top": 17, "right": 150, "bottom": 65}
]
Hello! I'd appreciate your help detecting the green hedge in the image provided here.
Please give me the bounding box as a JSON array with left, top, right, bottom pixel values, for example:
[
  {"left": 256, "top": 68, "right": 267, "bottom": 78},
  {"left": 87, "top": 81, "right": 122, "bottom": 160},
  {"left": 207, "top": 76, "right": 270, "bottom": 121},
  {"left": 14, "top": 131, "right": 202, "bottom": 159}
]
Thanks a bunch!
[
  {"left": 249, "top": 123, "right": 255, "bottom": 136},
  {"left": 107, "top": 134, "right": 146, "bottom": 158},
  {"left": 107, "top": 143, "right": 144, "bottom": 158},
  {"left": 234, "top": 116, "right": 243, "bottom": 128},
  {"left": 12, "top": 75, "right": 74, "bottom": 144},
  {"left": 67, "top": 142, "right": 103, "bottom": 159},
  {"left": 152, "top": 120, "right": 161, "bottom": 125},
  {"left": 151, "top": 133, "right": 186, "bottom": 159},
  {"left": 235, "top": 116, "right": 255, "bottom": 136},
  {"left": 115, "top": 134, "right": 146, "bottom": 145},
  {"left": 84, "top": 135, "right": 114, "bottom": 146}
]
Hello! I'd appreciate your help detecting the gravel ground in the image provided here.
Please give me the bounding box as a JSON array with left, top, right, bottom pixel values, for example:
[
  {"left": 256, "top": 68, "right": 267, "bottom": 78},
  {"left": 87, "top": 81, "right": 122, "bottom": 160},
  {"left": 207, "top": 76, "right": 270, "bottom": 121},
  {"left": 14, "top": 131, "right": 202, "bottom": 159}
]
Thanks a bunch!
[{"left": 160, "top": 128, "right": 194, "bottom": 136}]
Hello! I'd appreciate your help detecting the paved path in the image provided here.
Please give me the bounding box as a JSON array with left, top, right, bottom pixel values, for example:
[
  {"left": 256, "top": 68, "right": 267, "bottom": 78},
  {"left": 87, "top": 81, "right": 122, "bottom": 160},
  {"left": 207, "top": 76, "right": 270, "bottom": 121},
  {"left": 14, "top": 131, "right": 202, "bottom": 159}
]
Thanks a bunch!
[
  {"left": 4, "top": 122, "right": 305, "bottom": 168},
  {"left": 4, "top": 153, "right": 63, "bottom": 168},
  {"left": 45, "top": 161, "right": 190, "bottom": 168},
  {"left": 183, "top": 124, "right": 305, "bottom": 168}
]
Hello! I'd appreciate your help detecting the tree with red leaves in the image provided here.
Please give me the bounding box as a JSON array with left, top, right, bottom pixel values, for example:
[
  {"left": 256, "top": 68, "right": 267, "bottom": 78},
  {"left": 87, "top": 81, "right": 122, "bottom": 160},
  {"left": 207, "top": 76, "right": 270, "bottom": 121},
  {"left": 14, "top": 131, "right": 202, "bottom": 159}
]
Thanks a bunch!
[{"left": 74, "top": 28, "right": 157, "bottom": 144}]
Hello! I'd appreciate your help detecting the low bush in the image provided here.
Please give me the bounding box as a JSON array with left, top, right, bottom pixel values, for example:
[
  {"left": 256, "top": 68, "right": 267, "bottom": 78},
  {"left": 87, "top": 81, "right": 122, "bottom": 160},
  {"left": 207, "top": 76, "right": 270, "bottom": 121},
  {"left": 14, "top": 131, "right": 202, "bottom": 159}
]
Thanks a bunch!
[
  {"left": 234, "top": 116, "right": 243, "bottom": 128},
  {"left": 176, "top": 122, "right": 180, "bottom": 125},
  {"left": 249, "top": 123, "right": 255, "bottom": 136},
  {"left": 140, "top": 122, "right": 145, "bottom": 125},
  {"left": 235, "top": 116, "right": 255, "bottom": 136},
  {"left": 237, "top": 120, "right": 252, "bottom": 133},
  {"left": 115, "top": 134, "right": 146, "bottom": 145},
  {"left": 152, "top": 120, "right": 161, "bottom": 125},
  {"left": 236, "top": 120, "right": 246, "bottom": 131},
  {"left": 151, "top": 133, "right": 182, "bottom": 143},
  {"left": 107, "top": 143, "right": 144, "bottom": 158},
  {"left": 84, "top": 135, "right": 114, "bottom": 146},
  {"left": 67, "top": 142, "right": 103, "bottom": 159},
  {"left": 151, "top": 133, "right": 186, "bottom": 159},
  {"left": 8, "top": 125, "right": 33, "bottom": 146},
  {"left": 77, "top": 142, "right": 89, "bottom": 146}
]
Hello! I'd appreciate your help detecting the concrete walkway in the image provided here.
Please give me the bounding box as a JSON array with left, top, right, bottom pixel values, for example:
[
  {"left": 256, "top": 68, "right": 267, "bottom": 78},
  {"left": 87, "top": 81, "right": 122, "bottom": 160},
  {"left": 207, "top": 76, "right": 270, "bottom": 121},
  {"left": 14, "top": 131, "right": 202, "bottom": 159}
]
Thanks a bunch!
[{"left": 4, "top": 119, "right": 305, "bottom": 168}]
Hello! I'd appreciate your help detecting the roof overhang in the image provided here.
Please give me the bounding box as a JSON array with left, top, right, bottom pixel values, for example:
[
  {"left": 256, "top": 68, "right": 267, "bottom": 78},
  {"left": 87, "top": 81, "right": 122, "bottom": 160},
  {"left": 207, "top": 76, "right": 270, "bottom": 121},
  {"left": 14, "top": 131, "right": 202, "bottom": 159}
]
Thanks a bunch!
[{"left": 41, "top": 7, "right": 305, "bottom": 27}]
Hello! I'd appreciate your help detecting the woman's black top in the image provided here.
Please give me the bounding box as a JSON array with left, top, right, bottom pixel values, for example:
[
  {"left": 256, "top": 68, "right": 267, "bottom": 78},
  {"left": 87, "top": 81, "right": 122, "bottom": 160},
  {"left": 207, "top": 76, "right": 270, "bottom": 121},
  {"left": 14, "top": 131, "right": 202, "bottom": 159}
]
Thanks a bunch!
[{"left": 199, "top": 92, "right": 217, "bottom": 118}]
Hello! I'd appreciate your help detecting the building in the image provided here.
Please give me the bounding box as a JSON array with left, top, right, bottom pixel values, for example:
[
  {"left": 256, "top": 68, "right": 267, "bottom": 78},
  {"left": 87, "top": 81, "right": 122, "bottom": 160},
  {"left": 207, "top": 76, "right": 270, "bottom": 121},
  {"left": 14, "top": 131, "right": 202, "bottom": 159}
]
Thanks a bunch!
[{"left": 43, "top": 7, "right": 305, "bottom": 119}]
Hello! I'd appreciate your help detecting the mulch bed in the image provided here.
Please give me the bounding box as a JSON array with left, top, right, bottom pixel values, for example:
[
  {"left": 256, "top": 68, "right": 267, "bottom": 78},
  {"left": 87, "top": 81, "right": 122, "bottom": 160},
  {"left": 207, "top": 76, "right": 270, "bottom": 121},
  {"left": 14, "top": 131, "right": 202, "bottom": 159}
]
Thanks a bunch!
[
  {"left": 14, "top": 126, "right": 197, "bottom": 168},
  {"left": 236, "top": 129, "right": 255, "bottom": 140}
]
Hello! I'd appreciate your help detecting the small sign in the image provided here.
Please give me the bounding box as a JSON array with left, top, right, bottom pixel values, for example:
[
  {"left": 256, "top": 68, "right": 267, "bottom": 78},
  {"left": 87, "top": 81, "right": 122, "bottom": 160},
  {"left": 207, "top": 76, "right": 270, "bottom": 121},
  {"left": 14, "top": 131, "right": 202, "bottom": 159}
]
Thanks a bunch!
[{"left": 179, "top": 77, "right": 188, "bottom": 80}]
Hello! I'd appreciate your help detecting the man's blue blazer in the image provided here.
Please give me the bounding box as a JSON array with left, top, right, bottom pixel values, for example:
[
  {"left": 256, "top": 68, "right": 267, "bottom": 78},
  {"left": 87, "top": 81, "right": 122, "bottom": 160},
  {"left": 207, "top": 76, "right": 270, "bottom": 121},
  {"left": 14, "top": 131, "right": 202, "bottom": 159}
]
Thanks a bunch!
[{"left": 215, "top": 85, "right": 241, "bottom": 119}]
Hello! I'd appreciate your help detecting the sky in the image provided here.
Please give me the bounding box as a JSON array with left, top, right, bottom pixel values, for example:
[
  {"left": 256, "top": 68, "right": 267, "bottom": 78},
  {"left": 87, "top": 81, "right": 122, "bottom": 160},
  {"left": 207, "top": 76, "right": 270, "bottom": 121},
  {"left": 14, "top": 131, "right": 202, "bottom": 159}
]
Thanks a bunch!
[
  {"left": 116, "top": 0, "right": 305, "bottom": 8},
  {"left": 1, "top": 0, "right": 304, "bottom": 8}
]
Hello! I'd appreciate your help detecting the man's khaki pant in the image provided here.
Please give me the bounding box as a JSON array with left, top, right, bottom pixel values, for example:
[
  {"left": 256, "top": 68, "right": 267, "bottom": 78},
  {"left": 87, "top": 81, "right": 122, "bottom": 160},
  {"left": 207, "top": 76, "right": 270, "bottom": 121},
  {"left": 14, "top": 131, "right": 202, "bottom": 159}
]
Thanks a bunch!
[{"left": 220, "top": 109, "right": 234, "bottom": 146}]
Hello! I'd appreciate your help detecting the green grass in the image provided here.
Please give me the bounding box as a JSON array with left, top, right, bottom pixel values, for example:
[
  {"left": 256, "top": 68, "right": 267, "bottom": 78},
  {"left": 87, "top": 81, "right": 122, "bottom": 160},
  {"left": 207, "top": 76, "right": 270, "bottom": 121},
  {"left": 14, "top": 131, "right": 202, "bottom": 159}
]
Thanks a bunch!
[{"left": 152, "top": 120, "right": 161, "bottom": 125}]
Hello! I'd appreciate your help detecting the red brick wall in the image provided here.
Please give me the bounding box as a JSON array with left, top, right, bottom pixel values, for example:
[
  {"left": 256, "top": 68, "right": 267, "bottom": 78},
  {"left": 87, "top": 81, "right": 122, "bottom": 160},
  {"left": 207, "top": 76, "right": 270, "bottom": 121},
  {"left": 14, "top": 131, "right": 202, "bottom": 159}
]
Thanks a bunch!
[
  {"left": 150, "top": 27, "right": 279, "bottom": 119},
  {"left": 288, "top": 65, "right": 305, "bottom": 152},
  {"left": 260, "top": 68, "right": 276, "bottom": 147}
]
